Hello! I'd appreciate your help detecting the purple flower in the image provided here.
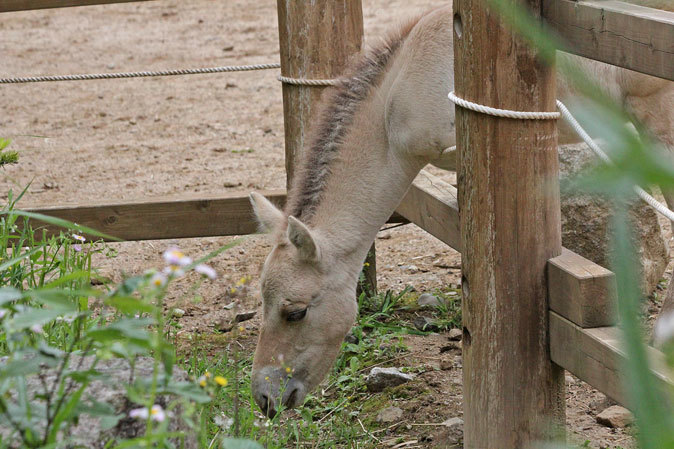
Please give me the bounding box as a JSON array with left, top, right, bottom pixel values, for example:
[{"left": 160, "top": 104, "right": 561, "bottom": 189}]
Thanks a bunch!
[
  {"left": 163, "top": 247, "right": 192, "bottom": 267},
  {"left": 73, "top": 244, "right": 82, "bottom": 252},
  {"left": 195, "top": 263, "right": 217, "bottom": 280}
]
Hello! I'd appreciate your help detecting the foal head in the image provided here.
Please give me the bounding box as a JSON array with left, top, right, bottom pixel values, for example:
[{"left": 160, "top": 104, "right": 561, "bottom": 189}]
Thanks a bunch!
[{"left": 248, "top": 192, "right": 359, "bottom": 417}]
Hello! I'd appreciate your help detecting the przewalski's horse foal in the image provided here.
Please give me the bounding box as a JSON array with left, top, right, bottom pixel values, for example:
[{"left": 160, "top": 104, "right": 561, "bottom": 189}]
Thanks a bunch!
[{"left": 248, "top": 5, "right": 674, "bottom": 417}]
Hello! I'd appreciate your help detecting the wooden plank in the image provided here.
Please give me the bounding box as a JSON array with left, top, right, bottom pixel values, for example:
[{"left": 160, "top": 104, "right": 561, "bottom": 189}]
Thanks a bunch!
[
  {"left": 22, "top": 192, "right": 407, "bottom": 241},
  {"left": 276, "top": 0, "right": 363, "bottom": 188},
  {"left": 395, "top": 170, "right": 461, "bottom": 252},
  {"left": 23, "top": 191, "right": 286, "bottom": 241},
  {"left": 550, "top": 311, "right": 674, "bottom": 406},
  {"left": 548, "top": 248, "right": 617, "bottom": 327},
  {"left": 454, "top": 0, "right": 565, "bottom": 444},
  {"left": 543, "top": 0, "right": 674, "bottom": 81},
  {"left": 0, "top": 0, "right": 153, "bottom": 12}
]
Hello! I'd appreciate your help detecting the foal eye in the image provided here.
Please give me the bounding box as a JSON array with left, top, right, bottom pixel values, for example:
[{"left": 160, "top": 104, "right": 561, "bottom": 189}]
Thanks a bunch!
[{"left": 286, "top": 308, "right": 307, "bottom": 322}]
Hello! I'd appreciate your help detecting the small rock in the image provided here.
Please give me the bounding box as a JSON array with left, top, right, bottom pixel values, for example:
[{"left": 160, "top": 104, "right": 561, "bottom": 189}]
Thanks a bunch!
[
  {"left": 413, "top": 316, "right": 439, "bottom": 333},
  {"left": 418, "top": 293, "right": 443, "bottom": 308},
  {"left": 215, "top": 319, "right": 233, "bottom": 333},
  {"left": 440, "top": 341, "right": 462, "bottom": 353},
  {"left": 565, "top": 374, "right": 577, "bottom": 385},
  {"left": 402, "top": 264, "right": 420, "bottom": 273},
  {"left": 223, "top": 45, "right": 234, "bottom": 51},
  {"left": 234, "top": 311, "right": 256, "bottom": 323},
  {"left": 596, "top": 405, "right": 633, "bottom": 428},
  {"left": 223, "top": 181, "right": 242, "bottom": 188},
  {"left": 439, "top": 359, "right": 454, "bottom": 370},
  {"left": 365, "top": 367, "right": 414, "bottom": 392},
  {"left": 43, "top": 181, "right": 59, "bottom": 190},
  {"left": 344, "top": 328, "right": 359, "bottom": 344},
  {"left": 172, "top": 308, "right": 185, "bottom": 318},
  {"left": 448, "top": 328, "right": 462, "bottom": 341},
  {"left": 376, "top": 406, "right": 403, "bottom": 423},
  {"left": 432, "top": 259, "right": 450, "bottom": 268},
  {"left": 443, "top": 417, "right": 463, "bottom": 428}
]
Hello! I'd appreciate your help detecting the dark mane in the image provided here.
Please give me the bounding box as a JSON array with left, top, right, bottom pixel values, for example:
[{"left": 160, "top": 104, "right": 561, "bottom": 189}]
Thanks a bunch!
[{"left": 285, "top": 18, "right": 421, "bottom": 223}]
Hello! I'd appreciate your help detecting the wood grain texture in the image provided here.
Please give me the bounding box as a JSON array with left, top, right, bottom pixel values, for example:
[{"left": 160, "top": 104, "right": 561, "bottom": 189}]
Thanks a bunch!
[
  {"left": 0, "top": 0, "right": 152, "bottom": 12},
  {"left": 23, "top": 191, "right": 286, "bottom": 242},
  {"left": 550, "top": 311, "right": 674, "bottom": 406},
  {"left": 276, "top": 0, "right": 364, "bottom": 188},
  {"left": 543, "top": 0, "right": 674, "bottom": 81},
  {"left": 548, "top": 248, "right": 617, "bottom": 327},
  {"left": 21, "top": 192, "right": 406, "bottom": 242},
  {"left": 454, "top": 0, "right": 565, "bottom": 445},
  {"left": 395, "top": 170, "right": 461, "bottom": 252}
]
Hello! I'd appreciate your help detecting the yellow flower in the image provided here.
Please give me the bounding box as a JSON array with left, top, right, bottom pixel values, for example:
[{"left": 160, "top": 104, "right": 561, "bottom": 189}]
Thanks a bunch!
[
  {"left": 214, "top": 376, "right": 228, "bottom": 387},
  {"left": 265, "top": 376, "right": 270, "bottom": 381},
  {"left": 285, "top": 366, "right": 292, "bottom": 374},
  {"left": 205, "top": 371, "right": 211, "bottom": 378},
  {"left": 363, "top": 262, "right": 370, "bottom": 267},
  {"left": 198, "top": 376, "right": 207, "bottom": 387},
  {"left": 238, "top": 326, "right": 245, "bottom": 332},
  {"left": 230, "top": 288, "right": 237, "bottom": 294}
]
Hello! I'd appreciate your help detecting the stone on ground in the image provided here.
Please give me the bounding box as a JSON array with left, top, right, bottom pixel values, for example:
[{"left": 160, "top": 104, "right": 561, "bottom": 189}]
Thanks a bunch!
[
  {"left": 413, "top": 316, "right": 440, "bottom": 333},
  {"left": 376, "top": 406, "right": 404, "bottom": 423},
  {"left": 366, "top": 367, "right": 414, "bottom": 392},
  {"left": 448, "top": 328, "right": 462, "bottom": 341},
  {"left": 559, "top": 141, "right": 669, "bottom": 296},
  {"left": 417, "top": 293, "right": 443, "bottom": 308},
  {"left": 596, "top": 405, "right": 634, "bottom": 428}
]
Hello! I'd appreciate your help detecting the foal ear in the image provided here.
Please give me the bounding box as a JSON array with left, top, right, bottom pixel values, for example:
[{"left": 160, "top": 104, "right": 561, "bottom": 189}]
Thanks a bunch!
[
  {"left": 287, "top": 216, "right": 320, "bottom": 262},
  {"left": 249, "top": 192, "right": 284, "bottom": 233}
]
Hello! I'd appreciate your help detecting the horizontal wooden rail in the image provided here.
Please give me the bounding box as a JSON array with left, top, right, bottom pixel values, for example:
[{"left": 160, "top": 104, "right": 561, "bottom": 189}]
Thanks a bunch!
[
  {"left": 395, "top": 170, "right": 461, "bottom": 252},
  {"left": 543, "top": 0, "right": 674, "bottom": 81},
  {"left": 22, "top": 191, "right": 408, "bottom": 241},
  {"left": 0, "top": 0, "right": 153, "bottom": 13},
  {"left": 550, "top": 311, "right": 674, "bottom": 406},
  {"left": 25, "top": 191, "right": 286, "bottom": 241}
]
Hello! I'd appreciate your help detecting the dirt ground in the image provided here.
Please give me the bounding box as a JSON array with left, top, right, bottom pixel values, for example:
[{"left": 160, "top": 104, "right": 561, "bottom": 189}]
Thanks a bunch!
[{"left": 1, "top": 0, "right": 669, "bottom": 447}]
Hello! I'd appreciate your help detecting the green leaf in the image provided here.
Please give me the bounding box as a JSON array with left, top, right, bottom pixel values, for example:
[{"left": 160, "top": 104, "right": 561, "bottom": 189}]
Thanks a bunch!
[
  {"left": 104, "top": 296, "right": 156, "bottom": 315},
  {"left": 110, "top": 275, "right": 146, "bottom": 297},
  {"left": 0, "top": 352, "right": 61, "bottom": 377},
  {"left": 220, "top": 438, "right": 264, "bottom": 449},
  {"left": 0, "top": 287, "right": 21, "bottom": 306},
  {"left": 9, "top": 307, "right": 66, "bottom": 331}
]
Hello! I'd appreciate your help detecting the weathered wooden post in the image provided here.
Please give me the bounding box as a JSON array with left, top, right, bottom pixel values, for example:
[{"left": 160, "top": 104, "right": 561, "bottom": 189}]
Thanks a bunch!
[
  {"left": 453, "top": 0, "right": 565, "bottom": 447},
  {"left": 277, "top": 0, "right": 376, "bottom": 293}
]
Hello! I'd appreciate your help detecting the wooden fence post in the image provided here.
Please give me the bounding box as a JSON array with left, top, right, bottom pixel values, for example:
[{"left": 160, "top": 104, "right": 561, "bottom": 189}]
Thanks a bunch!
[
  {"left": 453, "top": 0, "right": 565, "bottom": 447},
  {"left": 277, "top": 1, "right": 376, "bottom": 294},
  {"left": 276, "top": 0, "right": 363, "bottom": 189}
]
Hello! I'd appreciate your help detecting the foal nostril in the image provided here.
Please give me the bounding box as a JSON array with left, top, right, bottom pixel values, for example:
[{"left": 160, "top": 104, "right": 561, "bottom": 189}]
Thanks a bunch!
[{"left": 257, "top": 393, "right": 277, "bottom": 419}]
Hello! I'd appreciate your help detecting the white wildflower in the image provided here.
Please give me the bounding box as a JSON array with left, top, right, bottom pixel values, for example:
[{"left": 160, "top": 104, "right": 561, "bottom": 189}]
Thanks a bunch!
[
  {"left": 163, "top": 247, "right": 192, "bottom": 267},
  {"left": 195, "top": 263, "right": 217, "bottom": 280},
  {"left": 129, "top": 404, "right": 166, "bottom": 422},
  {"left": 654, "top": 311, "right": 674, "bottom": 346}
]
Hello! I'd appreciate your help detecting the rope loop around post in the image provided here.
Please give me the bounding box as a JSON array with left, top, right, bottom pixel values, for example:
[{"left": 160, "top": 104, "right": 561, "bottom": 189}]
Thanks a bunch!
[{"left": 448, "top": 91, "right": 561, "bottom": 120}]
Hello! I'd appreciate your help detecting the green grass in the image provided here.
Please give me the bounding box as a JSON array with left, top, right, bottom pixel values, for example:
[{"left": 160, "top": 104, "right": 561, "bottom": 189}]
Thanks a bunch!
[{"left": 178, "top": 286, "right": 462, "bottom": 448}]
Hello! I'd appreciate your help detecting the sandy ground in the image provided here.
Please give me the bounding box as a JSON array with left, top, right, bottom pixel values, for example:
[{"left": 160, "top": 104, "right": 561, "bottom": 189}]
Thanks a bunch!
[{"left": 1, "top": 0, "right": 667, "bottom": 447}]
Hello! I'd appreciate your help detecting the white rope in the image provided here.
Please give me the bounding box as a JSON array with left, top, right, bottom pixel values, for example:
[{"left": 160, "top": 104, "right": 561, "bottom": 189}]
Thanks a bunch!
[
  {"left": 0, "top": 63, "right": 281, "bottom": 84},
  {"left": 448, "top": 91, "right": 560, "bottom": 120},
  {"left": 277, "top": 75, "right": 338, "bottom": 86},
  {"left": 448, "top": 89, "right": 674, "bottom": 221},
  {"left": 556, "top": 100, "right": 674, "bottom": 222}
]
